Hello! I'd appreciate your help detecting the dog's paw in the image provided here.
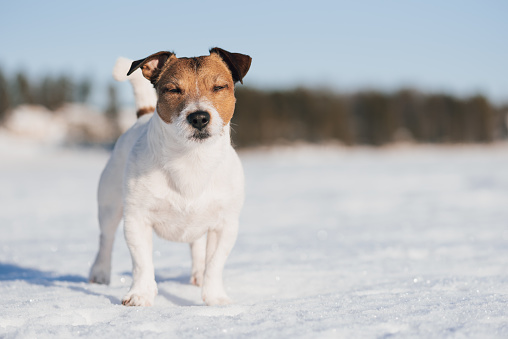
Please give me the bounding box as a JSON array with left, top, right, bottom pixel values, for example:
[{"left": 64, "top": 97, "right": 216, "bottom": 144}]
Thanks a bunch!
[
  {"left": 122, "top": 293, "right": 154, "bottom": 307},
  {"left": 89, "top": 263, "right": 111, "bottom": 285},
  {"left": 203, "top": 294, "right": 232, "bottom": 306},
  {"left": 202, "top": 289, "right": 232, "bottom": 306},
  {"left": 122, "top": 283, "right": 157, "bottom": 307},
  {"left": 190, "top": 271, "right": 204, "bottom": 287}
]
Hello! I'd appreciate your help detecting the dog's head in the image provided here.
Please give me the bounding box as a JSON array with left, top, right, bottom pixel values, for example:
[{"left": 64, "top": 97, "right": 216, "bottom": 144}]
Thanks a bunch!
[{"left": 127, "top": 48, "right": 251, "bottom": 142}]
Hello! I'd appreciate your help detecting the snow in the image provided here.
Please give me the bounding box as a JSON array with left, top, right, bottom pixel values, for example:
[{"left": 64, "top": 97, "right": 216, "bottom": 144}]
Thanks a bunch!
[
  {"left": 1, "top": 139, "right": 508, "bottom": 338},
  {"left": 2, "top": 104, "right": 137, "bottom": 146}
]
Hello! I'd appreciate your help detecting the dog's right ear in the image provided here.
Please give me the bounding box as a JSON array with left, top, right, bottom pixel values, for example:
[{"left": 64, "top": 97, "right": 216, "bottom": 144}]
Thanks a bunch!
[{"left": 127, "top": 51, "right": 174, "bottom": 84}]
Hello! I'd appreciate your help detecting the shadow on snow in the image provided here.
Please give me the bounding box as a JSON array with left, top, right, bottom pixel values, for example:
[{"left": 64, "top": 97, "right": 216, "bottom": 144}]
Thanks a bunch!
[
  {"left": 0, "top": 262, "right": 87, "bottom": 284},
  {"left": 0, "top": 263, "right": 200, "bottom": 306},
  {"left": 0, "top": 262, "right": 122, "bottom": 304},
  {"left": 0, "top": 262, "right": 200, "bottom": 306}
]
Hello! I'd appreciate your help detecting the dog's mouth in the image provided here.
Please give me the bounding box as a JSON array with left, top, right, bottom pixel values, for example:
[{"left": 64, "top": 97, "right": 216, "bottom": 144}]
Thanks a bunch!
[{"left": 190, "top": 130, "right": 211, "bottom": 141}]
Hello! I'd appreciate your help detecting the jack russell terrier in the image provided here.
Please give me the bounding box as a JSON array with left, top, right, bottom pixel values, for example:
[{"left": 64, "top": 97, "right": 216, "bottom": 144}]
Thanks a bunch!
[{"left": 89, "top": 48, "right": 252, "bottom": 307}]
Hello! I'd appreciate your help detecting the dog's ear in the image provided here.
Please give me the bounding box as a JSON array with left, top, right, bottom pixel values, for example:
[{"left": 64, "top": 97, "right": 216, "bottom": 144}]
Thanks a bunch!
[
  {"left": 210, "top": 47, "right": 252, "bottom": 84},
  {"left": 127, "top": 51, "right": 174, "bottom": 84}
]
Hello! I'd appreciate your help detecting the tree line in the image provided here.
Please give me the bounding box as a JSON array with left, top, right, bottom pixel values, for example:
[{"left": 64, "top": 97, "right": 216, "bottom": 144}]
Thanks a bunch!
[
  {"left": 0, "top": 69, "right": 92, "bottom": 115},
  {"left": 1, "top": 67, "right": 506, "bottom": 147},
  {"left": 0, "top": 68, "right": 119, "bottom": 126},
  {"left": 232, "top": 87, "right": 508, "bottom": 147}
]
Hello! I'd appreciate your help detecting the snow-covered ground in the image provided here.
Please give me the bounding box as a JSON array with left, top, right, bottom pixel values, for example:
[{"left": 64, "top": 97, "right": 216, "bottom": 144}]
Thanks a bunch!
[{"left": 1, "top": 139, "right": 507, "bottom": 338}]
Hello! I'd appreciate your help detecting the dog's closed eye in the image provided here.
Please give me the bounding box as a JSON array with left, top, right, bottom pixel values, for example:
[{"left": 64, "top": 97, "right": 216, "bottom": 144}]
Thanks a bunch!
[
  {"left": 163, "top": 87, "right": 182, "bottom": 94},
  {"left": 213, "top": 84, "right": 228, "bottom": 92}
]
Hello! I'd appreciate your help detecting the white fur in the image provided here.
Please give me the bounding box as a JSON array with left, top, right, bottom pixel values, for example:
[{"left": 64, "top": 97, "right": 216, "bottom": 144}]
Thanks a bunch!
[
  {"left": 112, "top": 57, "right": 132, "bottom": 82},
  {"left": 89, "top": 63, "right": 244, "bottom": 307},
  {"left": 112, "top": 57, "right": 157, "bottom": 111}
]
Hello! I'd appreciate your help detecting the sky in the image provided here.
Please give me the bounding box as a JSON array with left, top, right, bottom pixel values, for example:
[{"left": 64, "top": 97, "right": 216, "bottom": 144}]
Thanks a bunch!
[{"left": 1, "top": 0, "right": 507, "bottom": 106}]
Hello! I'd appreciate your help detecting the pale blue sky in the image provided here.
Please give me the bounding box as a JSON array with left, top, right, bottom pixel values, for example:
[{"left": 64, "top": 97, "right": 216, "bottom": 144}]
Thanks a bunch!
[{"left": 1, "top": 0, "right": 507, "bottom": 106}]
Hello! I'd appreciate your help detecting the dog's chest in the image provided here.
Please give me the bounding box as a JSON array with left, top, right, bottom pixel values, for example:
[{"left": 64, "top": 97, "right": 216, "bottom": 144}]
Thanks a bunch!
[{"left": 141, "top": 169, "right": 225, "bottom": 243}]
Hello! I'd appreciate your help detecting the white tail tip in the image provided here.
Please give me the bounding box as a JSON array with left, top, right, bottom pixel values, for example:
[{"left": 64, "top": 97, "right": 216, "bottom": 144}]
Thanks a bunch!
[
  {"left": 111, "top": 56, "right": 157, "bottom": 114},
  {"left": 112, "top": 57, "right": 134, "bottom": 82}
]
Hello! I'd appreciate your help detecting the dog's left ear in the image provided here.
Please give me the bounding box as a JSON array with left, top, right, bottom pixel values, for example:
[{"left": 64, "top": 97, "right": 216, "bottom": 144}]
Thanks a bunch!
[
  {"left": 127, "top": 51, "right": 174, "bottom": 84},
  {"left": 210, "top": 47, "right": 252, "bottom": 84}
]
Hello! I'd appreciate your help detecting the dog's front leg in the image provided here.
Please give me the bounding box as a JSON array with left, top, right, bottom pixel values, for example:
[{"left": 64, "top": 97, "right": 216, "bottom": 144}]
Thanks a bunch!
[
  {"left": 202, "top": 221, "right": 238, "bottom": 306},
  {"left": 122, "top": 217, "right": 157, "bottom": 307},
  {"left": 189, "top": 234, "right": 206, "bottom": 286}
]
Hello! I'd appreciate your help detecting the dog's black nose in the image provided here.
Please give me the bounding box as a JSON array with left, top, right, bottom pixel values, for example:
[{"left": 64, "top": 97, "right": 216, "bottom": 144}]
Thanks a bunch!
[{"left": 187, "top": 111, "right": 210, "bottom": 130}]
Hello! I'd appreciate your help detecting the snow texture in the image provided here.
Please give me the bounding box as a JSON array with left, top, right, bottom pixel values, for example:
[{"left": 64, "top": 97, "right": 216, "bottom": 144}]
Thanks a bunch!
[{"left": 1, "top": 140, "right": 508, "bottom": 338}]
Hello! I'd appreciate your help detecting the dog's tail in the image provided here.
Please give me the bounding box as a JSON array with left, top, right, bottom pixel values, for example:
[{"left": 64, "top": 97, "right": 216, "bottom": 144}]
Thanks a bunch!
[{"left": 112, "top": 57, "right": 157, "bottom": 118}]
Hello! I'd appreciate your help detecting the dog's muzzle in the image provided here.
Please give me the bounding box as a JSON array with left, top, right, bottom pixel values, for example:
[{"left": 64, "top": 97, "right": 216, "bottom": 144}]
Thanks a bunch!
[
  {"left": 187, "top": 111, "right": 210, "bottom": 131},
  {"left": 187, "top": 111, "right": 211, "bottom": 140}
]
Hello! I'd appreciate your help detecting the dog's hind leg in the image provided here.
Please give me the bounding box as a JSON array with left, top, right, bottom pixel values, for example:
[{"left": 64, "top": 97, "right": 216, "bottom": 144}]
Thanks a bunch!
[{"left": 89, "top": 162, "right": 123, "bottom": 285}]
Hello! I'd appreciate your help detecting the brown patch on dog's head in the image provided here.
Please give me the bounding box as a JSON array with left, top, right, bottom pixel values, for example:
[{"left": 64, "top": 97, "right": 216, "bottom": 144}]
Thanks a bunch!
[{"left": 128, "top": 48, "right": 251, "bottom": 127}]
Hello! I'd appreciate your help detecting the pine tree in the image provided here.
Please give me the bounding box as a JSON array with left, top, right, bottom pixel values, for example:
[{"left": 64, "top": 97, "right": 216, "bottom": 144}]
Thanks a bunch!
[
  {"left": 105, "top": 83, "right": 121, "bottom": 139},
  {"left": 0, "top": 67, "right": 10, "bottom": 122},
  {"left": 15, "top": 71, "right": 34, "bottom": 105},
  {"left": 76, "top": 78, "right": 92, "bottom": 103}
]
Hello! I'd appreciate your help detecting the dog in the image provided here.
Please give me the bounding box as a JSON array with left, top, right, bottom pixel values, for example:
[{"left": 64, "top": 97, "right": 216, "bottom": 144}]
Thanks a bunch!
[{"left": 89, "top": 48, "right": 251, "bottom": 307}]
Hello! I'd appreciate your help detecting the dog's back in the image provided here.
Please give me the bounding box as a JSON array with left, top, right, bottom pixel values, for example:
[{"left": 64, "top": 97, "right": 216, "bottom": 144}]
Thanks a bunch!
[{"left": 96, "top": 60, "right": 156, "bottom": 216}]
